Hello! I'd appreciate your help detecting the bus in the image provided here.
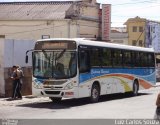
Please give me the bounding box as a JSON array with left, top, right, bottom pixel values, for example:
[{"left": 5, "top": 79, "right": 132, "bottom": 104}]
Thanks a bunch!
[{"left": 26, "top": 38, "right": 156, "bottom": 103}]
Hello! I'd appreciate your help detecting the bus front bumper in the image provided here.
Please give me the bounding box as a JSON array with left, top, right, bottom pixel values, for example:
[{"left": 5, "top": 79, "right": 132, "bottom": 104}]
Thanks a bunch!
[
  {"left": 43, "top": 90, "right": 74, "bottom": 98},
  {"left": 33, "top": 88, "right": 77, "bottom": 98}
]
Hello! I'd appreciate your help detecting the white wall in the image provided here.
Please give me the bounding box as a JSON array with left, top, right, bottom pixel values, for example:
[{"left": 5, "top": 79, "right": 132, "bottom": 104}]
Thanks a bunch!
[
  {"left": 0, "top": 20, "right": 78, "bottom": 40},
  {"left": 0, "top": 39, "right": 35, "bottom": 96},
  {"left": 4, "top": 39, "right": 35, "bottom": 68},
  {"left": 110, "top": 32, "right": 128, "bottom": 45}
]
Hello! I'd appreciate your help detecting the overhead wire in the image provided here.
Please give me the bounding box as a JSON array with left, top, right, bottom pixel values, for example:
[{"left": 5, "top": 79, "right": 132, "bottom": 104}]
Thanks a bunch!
[
  {"left": 107, "top": 0, "right": 160, "bottom": 26},
  {"left": 112, "top": 0, "right": 157, "bottom": 6},
  {"left": 113, "top": 3, "right": 160, "bottom": 14}
]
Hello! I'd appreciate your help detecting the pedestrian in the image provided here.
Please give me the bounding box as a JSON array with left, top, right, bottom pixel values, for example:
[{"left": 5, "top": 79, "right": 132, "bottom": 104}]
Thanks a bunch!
[
  {"left": 154, "top": 93, "right": 160, "bottom": 119},
  {"left": 11, "top": 65, "right": 22, "bottom": 100},
  {"left": 16, "top": 65, "right": 24, "bottom": 99}
]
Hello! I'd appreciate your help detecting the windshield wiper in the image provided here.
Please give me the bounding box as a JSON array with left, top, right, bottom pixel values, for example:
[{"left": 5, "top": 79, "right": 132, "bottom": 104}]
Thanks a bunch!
[{"left": 55, "top": 49, "right": 66, "bottom": 60}]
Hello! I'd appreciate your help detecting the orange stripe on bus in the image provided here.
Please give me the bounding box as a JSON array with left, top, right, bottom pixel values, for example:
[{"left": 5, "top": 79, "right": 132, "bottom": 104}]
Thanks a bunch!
[
  {"left": 106, "top": 74, "right": 135, "bottom": 80},
  {"left": 139, "top": 79, "right": 153, "bottom": 89}
]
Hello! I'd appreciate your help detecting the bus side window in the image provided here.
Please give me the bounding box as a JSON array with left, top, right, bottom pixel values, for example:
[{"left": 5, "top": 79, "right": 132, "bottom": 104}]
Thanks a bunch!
[
  {"left": 79, "top": 50, "right": 90, "bottom": 73},
  {"left": 112, "top": 49, "right": 123, "bottom": 67},
  {"left": 123, "top": 50, "right": 132, "bottom": 67},
  {"left": 102, "top": 48, "right": 112, "bottom": 67},
  {"left": 134, "top": 52, "right": 140, "bottom": 67},
  {"left": 148, "top": 53, "right": 155, "bottom": 67}
]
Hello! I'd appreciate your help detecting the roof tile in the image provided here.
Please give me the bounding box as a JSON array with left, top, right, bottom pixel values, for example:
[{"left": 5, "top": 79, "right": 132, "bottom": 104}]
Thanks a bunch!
[{"left": 0, "top": 1, "right": 74, "bottom": 20}]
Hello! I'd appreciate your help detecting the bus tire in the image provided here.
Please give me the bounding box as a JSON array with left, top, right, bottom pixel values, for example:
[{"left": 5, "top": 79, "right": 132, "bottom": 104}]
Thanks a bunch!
[
  {"left": 49, "top": 97, "right": 62, "bottom": 103},
  {"left": 132, "top": 80, "right": 139, "bottom": 96},
  {"left": 90, "top": 83, "right": 100, "bottom": 103}
]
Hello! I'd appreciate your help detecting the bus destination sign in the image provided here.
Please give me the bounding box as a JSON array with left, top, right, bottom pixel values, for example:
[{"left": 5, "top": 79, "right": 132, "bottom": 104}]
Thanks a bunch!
[
  {"left": 35, "top": 41, "right": 76, "bottom": 50},
  {"left": 42, "top": 43, "right": 68, "bottom": 49}
]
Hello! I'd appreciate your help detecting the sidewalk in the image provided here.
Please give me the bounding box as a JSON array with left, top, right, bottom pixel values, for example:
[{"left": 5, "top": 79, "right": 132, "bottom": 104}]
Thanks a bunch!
[{"left": 0, "top": 95, "right": 37, "bottom": 101}]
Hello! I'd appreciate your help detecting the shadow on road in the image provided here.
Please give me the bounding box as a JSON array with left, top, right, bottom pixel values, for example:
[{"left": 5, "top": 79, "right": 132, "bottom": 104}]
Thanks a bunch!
[{"left": 17, "top": 92, "right": 152, "bottom": 109}]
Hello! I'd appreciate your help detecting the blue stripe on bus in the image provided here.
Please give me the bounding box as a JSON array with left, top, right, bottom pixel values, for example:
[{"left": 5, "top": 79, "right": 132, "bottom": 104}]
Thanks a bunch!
[{"left": 79, "top": 68, "right": 156, "bottom": 84}]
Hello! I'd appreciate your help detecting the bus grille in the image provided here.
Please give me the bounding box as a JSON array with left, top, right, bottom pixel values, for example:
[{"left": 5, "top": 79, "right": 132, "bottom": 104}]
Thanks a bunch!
[
  {"left": 45, "top": 91, "right": 60, "bottom": 95},
  {"left": 44, "top": 80, "right": 67, "bottom": 85}
]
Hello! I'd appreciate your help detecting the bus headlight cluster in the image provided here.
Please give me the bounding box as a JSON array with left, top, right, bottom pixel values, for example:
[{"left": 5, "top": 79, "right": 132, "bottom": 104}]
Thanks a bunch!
[
  {"left": 32, "top": 80, "right": 43, "bottom": 89},
  {"left": 65, "top": 82, "right": 74, "bottom": 90}
]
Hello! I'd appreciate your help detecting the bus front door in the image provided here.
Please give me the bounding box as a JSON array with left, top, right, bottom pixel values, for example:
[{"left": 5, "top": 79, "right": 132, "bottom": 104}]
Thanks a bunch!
[{"left": 78, "top": 49, "right": 91, "bottom": 98}]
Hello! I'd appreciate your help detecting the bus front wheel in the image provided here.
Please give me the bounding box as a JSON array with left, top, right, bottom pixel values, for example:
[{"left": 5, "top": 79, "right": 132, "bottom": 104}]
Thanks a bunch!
[
  {"left": 90, "top": 83, "right": 100, "bottom": 103},
  {"left": 49, "top": 97, "right": 62, "bottom": 103}
]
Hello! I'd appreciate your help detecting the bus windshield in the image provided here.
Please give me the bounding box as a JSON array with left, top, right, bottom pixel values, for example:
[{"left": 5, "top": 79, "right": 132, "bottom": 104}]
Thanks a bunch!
[{"left": 33, "top": 50, "right": 77, "bottom": 79}]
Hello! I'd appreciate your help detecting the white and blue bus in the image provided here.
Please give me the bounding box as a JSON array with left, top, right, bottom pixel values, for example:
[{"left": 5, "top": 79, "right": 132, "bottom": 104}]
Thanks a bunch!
[{"left": 26, "top": 38, "right": 156, "bottom": 103}]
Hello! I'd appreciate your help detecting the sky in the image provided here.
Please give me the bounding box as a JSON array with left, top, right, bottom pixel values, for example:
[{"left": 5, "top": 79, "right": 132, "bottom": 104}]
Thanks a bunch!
[{"left": 0, "top": 0, "right": 160, "bottom": 27}]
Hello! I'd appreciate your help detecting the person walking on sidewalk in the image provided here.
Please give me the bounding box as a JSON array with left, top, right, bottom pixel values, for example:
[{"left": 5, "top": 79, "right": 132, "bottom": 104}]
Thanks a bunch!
[
  {"left": 11, "top": 65, "right": 22, "bottom": 100},
  {"left": 16, "top": 65, "right": 24, "bottom": 99}
]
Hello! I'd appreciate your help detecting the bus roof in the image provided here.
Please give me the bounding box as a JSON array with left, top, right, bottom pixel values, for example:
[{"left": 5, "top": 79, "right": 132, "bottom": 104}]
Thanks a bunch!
[{"left": 37, "top": 38, "right": 154, "bottom": 52}]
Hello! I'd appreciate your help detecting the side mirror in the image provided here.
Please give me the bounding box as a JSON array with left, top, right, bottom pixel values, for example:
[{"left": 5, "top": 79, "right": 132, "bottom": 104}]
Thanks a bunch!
[
  {"left": 25, "top": 55, "right": 28, "bottom": 63},
  {"left": 25, "top": 49, "right": 33, "bottom": 63}
]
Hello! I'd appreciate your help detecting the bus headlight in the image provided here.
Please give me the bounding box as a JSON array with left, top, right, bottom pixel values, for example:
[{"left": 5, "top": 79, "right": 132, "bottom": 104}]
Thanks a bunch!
[
  {"left": 65, "top": 82, "right": 74, "bottom": 90},
  {"left": 37, "top": 84, "right": 43, "bottom": 89},
  {"left": 33, "top": 81, "right": 43, "bottom": 89}
]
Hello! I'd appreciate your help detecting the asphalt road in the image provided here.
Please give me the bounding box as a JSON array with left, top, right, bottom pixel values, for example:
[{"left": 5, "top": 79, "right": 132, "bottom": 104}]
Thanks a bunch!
[{"left": 0, "top": 86, "right": 159, "bottom": 119}]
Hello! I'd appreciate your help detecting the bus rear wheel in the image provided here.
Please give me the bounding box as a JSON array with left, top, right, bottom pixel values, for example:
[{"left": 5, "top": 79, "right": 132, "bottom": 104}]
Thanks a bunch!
[
  {"left": 132, "top": 80, "right": 139, "bottom": 96},
  {"left": 49, "top": 97, "right": 62, "bottom": 103},
  {"left": 90, "top": 83, "right": 100, "bottom": 103}
]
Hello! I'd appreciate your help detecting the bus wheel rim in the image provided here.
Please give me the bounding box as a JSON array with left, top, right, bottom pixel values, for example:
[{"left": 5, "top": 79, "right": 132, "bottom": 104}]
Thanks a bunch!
[
  {"left": 134, "top": 84, "right": 138, "bottom": 94},
  {"left": 92, "top": 88, "right": 98, "bottom": 99}
]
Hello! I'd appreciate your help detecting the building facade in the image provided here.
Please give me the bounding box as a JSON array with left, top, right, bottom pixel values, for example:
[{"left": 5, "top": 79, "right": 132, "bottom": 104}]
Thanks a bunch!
[
  {"left": 124, "top": 16, "right": 160, "bottom": 51},
  {"left": 110, "top": 27, "right": 128, "bottom": 45},
  {"left": 0, "top": 0, "right": 100, "bottom": 40},
  {"left": 145, "top": 21, "right": 160, "bottom": 52},
  {"left": 124, "top": 16, "right": 146, "bottom": 47}
]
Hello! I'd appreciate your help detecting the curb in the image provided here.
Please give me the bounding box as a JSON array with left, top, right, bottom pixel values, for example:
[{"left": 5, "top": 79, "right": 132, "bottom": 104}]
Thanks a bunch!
[{"left": 24, "top": 95, "right": 37, "bottom": 99}]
